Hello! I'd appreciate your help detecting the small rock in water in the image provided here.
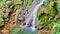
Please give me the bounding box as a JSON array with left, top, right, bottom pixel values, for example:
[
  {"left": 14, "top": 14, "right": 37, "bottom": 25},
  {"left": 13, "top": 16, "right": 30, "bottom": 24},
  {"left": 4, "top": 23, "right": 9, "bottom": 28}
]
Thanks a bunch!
[
  {"left": 27, "top": 23, "right": 32, "bottom": 27},
  {"left": 35, "top": 26, "right": 37, "bottom": 28},
  {"left": 23, "top": 23, "right": 26, "bottom": 25}
]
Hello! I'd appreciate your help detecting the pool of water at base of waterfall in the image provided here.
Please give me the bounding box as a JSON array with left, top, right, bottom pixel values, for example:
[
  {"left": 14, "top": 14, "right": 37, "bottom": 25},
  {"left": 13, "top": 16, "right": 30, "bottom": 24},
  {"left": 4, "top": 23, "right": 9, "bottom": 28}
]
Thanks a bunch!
[{"left": 17, "top": 27, "right": 38, "bottom": 34}]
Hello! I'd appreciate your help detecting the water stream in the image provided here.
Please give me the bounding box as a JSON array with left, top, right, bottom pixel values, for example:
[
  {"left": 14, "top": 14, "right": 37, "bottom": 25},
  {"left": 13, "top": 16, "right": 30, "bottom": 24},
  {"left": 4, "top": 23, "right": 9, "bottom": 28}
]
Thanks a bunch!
[
  {"left": 24, "top": 0, "right": 46, "bottom": 31},
  {"left": 15, "top": 0, "right": 46, "bottom": 34}
]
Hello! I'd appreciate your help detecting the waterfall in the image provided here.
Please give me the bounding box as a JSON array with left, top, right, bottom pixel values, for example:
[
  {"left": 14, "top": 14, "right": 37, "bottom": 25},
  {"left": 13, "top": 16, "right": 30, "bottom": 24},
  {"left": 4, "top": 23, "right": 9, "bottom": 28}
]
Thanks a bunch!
[
  {"left": 31, "top": 0, "right": 46, "bottom": 31},
  {"left": 24, "top": 0, "right": 46, "bottom": 31}
]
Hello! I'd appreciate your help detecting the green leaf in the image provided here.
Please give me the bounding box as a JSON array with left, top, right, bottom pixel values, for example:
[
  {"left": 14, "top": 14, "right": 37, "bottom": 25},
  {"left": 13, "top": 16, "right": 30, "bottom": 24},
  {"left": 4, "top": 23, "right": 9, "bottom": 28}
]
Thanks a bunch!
[
  {"left": 52, "top": 23, "right": 60, "bottom": 34},
  {"left": 14, "top": 0, "right": 22, "bottom": 4},
  {"left": 28, "top": 0, "right": 33, "bottom": 6},
  {"left": 5, "top": 1, "right": 12, "bottom": 7},
  {"left": 24, "top": 0, "right": 26, "bottom": 5},
  {"left": 0, "top": 18, "right": 4, "bottom": 26},
  {"left": 56, "top": 3, "right": 60, "bottom": 14}
]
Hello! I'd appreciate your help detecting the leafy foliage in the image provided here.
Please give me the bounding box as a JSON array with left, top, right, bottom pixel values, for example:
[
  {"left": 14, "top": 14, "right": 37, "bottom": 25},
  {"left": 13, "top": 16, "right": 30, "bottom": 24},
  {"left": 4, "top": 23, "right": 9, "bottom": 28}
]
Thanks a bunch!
[
  {"left": 37, "top": 0, "right": 60, "bottom": 30},
  {"left": 24, "top": 0, "right": 33, "bottom": 6},
  {"left": 28, "top": 0, "right": 33, "bottom": 6},
  {"left": 52, "top": 23, "right": 60, "bottom": 34},
  {"left": 10, "top": 27, "right": 20, "bottom": 34},
  {"left": 14, "top": 0, "right": 23, "bottom": 4},
  {"left": 37, "top": 12, "right": 53, "bottom": 30},
  {"left": 0, "top": 0, "right": 23, "bottom": 26}
]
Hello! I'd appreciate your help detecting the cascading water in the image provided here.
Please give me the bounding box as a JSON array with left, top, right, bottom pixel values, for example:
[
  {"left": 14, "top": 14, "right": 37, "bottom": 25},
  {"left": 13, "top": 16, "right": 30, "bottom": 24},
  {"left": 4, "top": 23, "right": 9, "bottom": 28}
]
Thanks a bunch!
[
  {"left": 16, "top": 0, "right": 46, "bottom": 34},
  {"left": 31, "top": 0, "right": 46, "bottom": 31},
  {"left": 24, "top": 0, "right": 46, "bottom": 31}
]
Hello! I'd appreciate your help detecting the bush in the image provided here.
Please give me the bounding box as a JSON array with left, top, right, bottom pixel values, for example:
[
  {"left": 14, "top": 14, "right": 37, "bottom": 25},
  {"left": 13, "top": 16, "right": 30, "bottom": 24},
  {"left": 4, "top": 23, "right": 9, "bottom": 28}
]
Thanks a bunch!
[
  {"left": 37, "top": 0, "right": 60, "bottom": 30},
  {"left": 0, "top": 0, "right": 23, "bottom": 26}
]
